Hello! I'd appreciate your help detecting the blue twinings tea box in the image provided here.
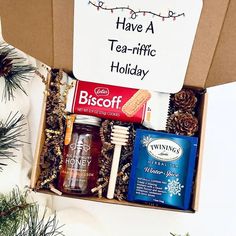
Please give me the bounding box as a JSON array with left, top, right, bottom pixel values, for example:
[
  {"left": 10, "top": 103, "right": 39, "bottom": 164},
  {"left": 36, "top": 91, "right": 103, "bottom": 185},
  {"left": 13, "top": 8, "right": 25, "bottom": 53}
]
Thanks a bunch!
[{"left": 128, "top": 129, "right": 198, "bottom": 210}]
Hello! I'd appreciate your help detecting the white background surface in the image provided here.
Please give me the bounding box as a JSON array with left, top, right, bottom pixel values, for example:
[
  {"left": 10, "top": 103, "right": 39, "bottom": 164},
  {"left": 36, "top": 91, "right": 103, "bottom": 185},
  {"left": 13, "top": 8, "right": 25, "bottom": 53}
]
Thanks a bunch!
[
  {"left": 28, "top": 75, "right": 236, "bottom": 236},
  {"left": 1, "top": 19, "right": 236, "bottom": 236}
]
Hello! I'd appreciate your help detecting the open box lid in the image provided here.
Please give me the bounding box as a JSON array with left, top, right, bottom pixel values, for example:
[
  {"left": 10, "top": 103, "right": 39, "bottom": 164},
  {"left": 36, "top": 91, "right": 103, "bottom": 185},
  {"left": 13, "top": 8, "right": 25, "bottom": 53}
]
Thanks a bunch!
[{"left": 0, "top": 0, "right": 235, "bottom": 89}]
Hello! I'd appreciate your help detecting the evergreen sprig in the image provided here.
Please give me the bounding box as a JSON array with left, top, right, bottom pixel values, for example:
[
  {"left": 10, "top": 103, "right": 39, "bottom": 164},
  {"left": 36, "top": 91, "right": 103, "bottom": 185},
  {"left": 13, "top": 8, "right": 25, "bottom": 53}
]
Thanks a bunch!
[
  {"left": 0, "top": 42, "right": 35, "bottom": 101},
  {"left": 0, "top": 188, "right": 64, "bottom": 236},
  {"left": 0, "top": 187, "right": 30, "bottom": 235},
  {"left": 0, "top": 112, "right": 26, "bottom": 171}
]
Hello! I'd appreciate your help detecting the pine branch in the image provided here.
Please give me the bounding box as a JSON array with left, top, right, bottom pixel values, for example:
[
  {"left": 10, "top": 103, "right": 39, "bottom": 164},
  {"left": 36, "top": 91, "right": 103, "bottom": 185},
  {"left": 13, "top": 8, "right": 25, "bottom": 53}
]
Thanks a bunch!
[
  {"left": 0, "top": 112, "right": 26, "bottom": 171},
  {"left": 0, "top": 187, "right": 30, "bottom": 236},
  {"left": 0, "top": 187, "right": 64, "bottom": 236},
  {"left": 16, "top": 206, "right": 64, "bottom": 236},
  {"left": 0, "top": 42, "right": 35, "bottom": 101}
]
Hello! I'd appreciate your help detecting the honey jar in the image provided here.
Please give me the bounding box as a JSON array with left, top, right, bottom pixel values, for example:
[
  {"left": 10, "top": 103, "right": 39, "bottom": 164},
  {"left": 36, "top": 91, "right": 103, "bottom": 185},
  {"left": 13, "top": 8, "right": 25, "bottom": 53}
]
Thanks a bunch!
[{"left": 58, "top": 115, "right": 102, "bottom": 195}]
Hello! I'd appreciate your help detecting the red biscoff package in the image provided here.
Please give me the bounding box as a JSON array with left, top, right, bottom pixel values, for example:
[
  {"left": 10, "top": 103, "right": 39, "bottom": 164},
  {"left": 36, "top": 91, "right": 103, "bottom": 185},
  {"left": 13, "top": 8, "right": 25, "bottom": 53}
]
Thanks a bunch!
[{"left": 65, "top": 78, "right": 170, "bottom": 131}]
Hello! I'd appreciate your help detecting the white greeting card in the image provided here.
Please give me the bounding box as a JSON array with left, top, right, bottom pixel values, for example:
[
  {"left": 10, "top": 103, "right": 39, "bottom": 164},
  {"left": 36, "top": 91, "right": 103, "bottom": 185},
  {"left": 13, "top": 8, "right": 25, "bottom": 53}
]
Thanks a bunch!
[{"left": 73, "top": 0, "right": 202, "bottom": 93}]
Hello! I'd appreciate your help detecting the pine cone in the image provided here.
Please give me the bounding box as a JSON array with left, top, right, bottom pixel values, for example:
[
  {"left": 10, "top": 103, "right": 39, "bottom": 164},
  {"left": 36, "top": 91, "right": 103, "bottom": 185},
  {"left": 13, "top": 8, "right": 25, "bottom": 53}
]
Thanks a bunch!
[
  {"left": 167, "top": 112, "right": 198, "bottom": 136},
  {"left": 172, "top": 89, "right": 197, "bottom": 111},
  {"left": 0, "top": 53, "right": 13, "bottom": 77}
]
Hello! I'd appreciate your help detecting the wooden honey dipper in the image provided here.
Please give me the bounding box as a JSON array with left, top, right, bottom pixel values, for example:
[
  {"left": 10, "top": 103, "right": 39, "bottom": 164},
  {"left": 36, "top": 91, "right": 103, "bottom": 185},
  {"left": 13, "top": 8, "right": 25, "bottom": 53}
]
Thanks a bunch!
[{"left": 107, "top": 125, "right": 130, "bottom": 199}]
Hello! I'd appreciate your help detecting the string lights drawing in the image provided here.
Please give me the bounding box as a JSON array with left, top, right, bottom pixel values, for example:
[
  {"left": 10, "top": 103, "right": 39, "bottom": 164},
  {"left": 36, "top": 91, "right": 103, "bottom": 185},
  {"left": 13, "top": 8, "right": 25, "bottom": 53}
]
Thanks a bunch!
[{"left": 88, "top": 1, "right": 185, "bottom": 20}]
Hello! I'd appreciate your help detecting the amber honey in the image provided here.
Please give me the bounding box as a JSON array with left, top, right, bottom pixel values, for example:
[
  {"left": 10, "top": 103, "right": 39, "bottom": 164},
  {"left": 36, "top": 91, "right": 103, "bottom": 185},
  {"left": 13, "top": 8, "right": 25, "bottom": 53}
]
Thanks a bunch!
[{"left": 58, "top": 115, "right": 102, "bottom": 195}]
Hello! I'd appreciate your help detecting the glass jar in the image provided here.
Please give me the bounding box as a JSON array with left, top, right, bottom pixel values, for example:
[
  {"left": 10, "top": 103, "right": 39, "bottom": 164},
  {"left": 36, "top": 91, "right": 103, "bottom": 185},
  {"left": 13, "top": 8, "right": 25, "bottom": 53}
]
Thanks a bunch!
[{"left": 58, "top": 115, "right": 102, "bottom": 195}]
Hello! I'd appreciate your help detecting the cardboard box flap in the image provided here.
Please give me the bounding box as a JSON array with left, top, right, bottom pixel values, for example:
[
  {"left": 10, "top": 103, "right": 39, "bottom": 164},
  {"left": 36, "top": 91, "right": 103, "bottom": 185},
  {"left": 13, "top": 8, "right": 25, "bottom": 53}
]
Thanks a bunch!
[
  {"left": 0, "top": 0, "right": 55, "bottom": 67},
  {"left": 184, "top": 0, "right": 231, "bottom": 88},
  {"left": 0, "top": 0, "right": 74, "bottom": 72},
  {"left": 0, "top": 0, "right": 235, "bottom": 88},
  {"left": 205, "top": 0, "right": 236, "bottom": 88},
  {"left": 51, "top": 0, "right": 74, "bottom": 70}
]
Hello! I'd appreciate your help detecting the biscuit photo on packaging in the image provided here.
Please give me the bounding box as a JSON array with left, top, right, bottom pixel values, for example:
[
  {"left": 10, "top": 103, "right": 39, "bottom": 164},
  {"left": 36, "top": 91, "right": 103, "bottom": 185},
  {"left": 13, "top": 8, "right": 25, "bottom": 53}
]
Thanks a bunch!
[{"left": 122, "top": 89, "right": 151, "bottom": 117}]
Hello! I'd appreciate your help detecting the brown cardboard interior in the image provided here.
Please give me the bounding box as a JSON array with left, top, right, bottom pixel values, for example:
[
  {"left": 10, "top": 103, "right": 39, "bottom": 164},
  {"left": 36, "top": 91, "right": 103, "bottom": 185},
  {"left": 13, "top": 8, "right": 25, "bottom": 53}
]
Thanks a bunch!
[
  {"left": 30, "top": 71, "right": 208, "bottom": 212},
  {"left": 0, "top": 0, "right": 236, "bottom": 89},
  {"left": 38, "top": 189, "right": 194, "bottom": 213},
  {"left": 30, "top": 73, "right": 51, "bottom": 189},
  {"left": 191, "top": 92, "right": 208, "bottom": 210}
]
